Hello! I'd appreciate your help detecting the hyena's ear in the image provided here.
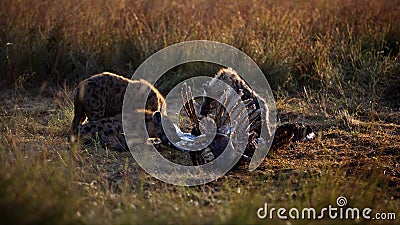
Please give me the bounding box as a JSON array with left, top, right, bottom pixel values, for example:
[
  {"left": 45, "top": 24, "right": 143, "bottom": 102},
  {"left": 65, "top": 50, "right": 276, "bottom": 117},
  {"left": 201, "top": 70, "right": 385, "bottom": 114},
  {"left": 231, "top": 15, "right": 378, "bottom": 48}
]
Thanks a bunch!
[
  {"left": 238, "top": 89, "right": 244, "bottom": 98},
  {"left": 152, "top": 111, "right": 162, "bottom": 124}
]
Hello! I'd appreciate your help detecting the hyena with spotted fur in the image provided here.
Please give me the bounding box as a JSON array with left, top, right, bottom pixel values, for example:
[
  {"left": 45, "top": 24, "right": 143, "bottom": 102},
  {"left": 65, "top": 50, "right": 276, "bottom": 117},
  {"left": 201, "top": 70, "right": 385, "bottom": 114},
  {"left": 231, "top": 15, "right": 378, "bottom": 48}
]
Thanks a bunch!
[
  {"left": 200, "top": 68, "right": 272, "bottom": 158},
  {"left": 78, "top": 110, "right": 177, "bottom": 151},
  {"left": 78, "top": 114, "right": 127, "bottom": 151},
  {"left": 69, "top": 72, "right": 179, "bottom": 147}
]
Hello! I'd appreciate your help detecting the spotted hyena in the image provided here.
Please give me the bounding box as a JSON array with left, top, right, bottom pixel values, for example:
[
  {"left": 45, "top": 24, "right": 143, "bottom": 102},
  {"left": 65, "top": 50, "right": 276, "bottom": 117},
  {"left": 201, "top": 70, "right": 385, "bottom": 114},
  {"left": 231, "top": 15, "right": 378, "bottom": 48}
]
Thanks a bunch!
[
  {"left": 78, "top": 110, "right": 179, "bottom": 151},
  {"left": 69, "top": 72, "right": 179, "bottom": 147},
  {"left": 78, "top": 114, "right": 127, "bottom": 151},
  {"left": 200, "top": 68, "right": 271, "bottom": 158}
]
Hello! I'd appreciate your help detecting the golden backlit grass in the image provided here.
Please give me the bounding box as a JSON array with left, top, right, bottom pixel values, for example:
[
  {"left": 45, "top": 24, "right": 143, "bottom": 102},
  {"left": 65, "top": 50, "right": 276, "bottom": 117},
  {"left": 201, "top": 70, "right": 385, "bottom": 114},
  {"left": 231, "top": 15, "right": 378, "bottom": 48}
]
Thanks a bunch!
[{"left": 1, "top": 0, "right": 399, "bottom": 94}]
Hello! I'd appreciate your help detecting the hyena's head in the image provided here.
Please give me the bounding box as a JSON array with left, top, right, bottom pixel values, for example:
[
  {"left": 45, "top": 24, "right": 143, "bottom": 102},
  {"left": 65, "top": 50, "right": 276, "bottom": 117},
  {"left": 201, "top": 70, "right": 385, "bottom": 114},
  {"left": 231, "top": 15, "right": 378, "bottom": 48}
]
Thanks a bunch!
[{"left": 146, "top": 111, "right": 181, "bottom": 146}]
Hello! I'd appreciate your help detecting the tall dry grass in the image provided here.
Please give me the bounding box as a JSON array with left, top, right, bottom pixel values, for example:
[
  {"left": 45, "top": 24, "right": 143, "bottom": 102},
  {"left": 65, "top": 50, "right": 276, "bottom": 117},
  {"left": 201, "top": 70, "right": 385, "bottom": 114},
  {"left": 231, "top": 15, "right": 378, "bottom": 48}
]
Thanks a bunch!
[{"left": 1, "top": 0, "right": 399, "bottom": 98}]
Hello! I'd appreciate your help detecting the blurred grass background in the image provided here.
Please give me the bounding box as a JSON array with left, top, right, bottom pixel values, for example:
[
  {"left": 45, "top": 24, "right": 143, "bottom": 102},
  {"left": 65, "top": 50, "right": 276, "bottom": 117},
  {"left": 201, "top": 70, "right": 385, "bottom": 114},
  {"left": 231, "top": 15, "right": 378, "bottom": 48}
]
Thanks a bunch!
[{"left": 1, "top": 0, "right": 399, "bottom": 99}]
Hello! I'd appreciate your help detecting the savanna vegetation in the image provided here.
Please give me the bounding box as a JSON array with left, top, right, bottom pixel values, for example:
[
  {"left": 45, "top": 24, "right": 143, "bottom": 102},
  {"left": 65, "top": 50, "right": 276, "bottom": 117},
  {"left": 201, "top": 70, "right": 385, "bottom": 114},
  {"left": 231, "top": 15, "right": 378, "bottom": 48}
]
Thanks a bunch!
[{"left": 0, "top": 0, "right": 399, "bottom": 224}]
